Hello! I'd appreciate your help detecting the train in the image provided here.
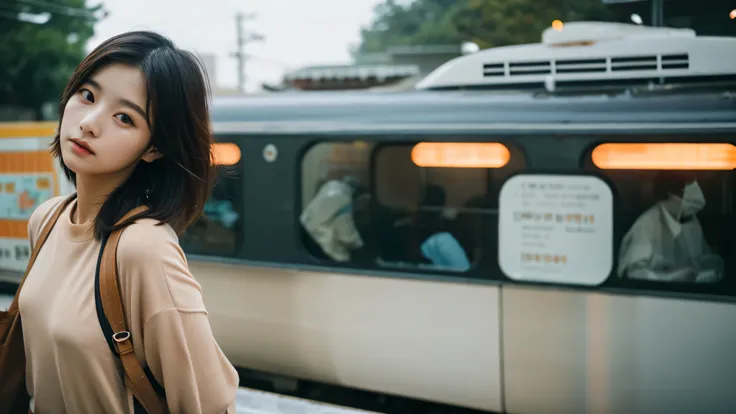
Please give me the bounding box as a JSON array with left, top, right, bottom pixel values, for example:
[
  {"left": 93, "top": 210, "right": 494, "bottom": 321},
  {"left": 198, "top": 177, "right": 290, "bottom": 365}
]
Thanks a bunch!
[{"left": 2, "top": 22, "right": 736, "bottom": 414}]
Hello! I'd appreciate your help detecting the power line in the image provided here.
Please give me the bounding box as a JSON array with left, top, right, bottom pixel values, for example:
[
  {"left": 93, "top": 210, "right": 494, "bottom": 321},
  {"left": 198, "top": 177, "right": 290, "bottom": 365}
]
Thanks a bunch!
[
  {"left": 11, "top": 0, "right": 88, "bottom": 17},
  {"left": 9, "top": 0, "right": 104, "bottom": 21},
  {"left": 0, "top": 10, "right": 23, "bottom": 21},
  {"left": 0, "top": 7, "right": 50, "bottom": 25}
]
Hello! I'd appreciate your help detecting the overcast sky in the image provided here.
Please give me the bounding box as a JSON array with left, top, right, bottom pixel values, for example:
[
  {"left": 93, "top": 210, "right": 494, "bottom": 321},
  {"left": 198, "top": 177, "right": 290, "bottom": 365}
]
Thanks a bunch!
[{"left": 88, "top": 0, "right": 384, "bottom": 92}]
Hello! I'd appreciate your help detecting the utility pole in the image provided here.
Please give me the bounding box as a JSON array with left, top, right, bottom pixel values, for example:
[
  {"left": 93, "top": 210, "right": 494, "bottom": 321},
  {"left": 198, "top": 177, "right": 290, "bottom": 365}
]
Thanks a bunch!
[
  {"left": 651, "top": 0, "right": 664, "bottom": 27},
  {"left": 232, "top": 12, "right": 264, "bottom": 94},
  {"left": 235, "top": 12, "right": 245, "bottom": 94}
]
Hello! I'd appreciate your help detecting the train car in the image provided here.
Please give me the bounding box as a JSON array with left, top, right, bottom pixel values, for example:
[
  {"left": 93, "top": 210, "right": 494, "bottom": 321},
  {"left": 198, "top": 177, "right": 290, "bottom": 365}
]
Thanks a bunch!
[{"left": 3, "top": 22, "right": 736, "bottom": 413}]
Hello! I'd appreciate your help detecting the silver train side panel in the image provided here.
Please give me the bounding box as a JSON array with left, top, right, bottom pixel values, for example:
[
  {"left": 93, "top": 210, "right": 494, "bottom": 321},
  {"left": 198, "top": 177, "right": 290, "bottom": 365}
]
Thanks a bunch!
[
  {"left": 502, "top": 285, "right": 736, "bottom": 414},
  {"left": 189, "top": 260, "right": 504, "bottom": 413}
]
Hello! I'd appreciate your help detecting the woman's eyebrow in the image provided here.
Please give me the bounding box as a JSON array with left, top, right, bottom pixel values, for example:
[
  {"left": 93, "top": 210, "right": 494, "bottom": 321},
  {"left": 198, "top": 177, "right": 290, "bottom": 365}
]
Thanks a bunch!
[
  {"left": 85, "top": 79, "right": 148, "bottom": 120},
  {"left": 119, "top": 98, "right": 148, "bottom": 120}
]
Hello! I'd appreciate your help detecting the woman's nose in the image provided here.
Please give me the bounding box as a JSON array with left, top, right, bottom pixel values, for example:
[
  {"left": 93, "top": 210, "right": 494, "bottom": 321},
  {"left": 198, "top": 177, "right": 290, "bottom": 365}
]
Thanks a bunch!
[{"left": 79, "top": 111, "right": 102, "bottom": 138}]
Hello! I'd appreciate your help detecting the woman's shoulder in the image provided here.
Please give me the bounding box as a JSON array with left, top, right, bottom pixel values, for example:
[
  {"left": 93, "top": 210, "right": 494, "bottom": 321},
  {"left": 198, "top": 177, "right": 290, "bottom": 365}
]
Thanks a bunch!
[
  {"left": 28, "top": 196, "right": 69, "bottom": 239},
  {"left": 30, "top": 195, "right": 67, "bottom": 222},
  {"left": 116, "top": 218, "right": 204, "bottom": 313},
  {"left": 117, "top": 218, "right": 181, "bottom": 262}
]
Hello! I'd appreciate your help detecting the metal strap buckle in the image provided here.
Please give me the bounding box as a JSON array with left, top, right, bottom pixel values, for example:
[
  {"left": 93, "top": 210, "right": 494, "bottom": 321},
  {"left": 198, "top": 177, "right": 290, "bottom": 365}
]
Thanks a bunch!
[{"left": 112, "top": 331, "right": 131, "bottom": 343}]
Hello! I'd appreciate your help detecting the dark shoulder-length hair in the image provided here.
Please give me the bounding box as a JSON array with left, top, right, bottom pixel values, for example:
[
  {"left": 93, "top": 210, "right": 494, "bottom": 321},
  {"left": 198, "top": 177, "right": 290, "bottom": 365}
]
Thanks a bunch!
[{"left": 51, "top": 31, "right": 215, "bottom": 240}]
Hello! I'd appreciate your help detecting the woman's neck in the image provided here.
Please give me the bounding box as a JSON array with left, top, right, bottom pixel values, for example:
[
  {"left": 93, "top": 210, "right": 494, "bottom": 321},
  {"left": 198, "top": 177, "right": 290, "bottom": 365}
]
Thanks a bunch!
[{"left": 72, "top": 173, "right": 129, "bottom": 224}]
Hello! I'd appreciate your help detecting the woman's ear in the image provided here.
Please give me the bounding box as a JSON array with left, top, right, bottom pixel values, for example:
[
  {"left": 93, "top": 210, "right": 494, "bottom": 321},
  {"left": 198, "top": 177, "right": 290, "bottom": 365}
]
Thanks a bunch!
[{"left": 141, "top": 146, "right": 163, "bottom": 163}]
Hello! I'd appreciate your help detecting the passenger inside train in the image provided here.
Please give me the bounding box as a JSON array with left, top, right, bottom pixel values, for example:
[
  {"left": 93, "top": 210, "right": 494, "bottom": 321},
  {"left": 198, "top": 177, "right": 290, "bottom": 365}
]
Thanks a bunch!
[
  {"left": 617, "top": 171, "right": 724, "bottom": 283},
  {"left": 180, "top": 171, "right": 243, "bottom": 256},
  {"left": 300, "top": 176, "right": 365, "bottom": 262},
  {"left": 413, "top": 185, "right": 470, "bottom": 271}
]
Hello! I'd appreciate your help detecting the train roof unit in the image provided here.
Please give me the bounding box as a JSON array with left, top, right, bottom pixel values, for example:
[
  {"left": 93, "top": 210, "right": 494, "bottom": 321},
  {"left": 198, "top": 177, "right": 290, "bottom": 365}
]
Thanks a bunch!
[{"left": 416, "top": 21, "right": 736, "bottom": 92}]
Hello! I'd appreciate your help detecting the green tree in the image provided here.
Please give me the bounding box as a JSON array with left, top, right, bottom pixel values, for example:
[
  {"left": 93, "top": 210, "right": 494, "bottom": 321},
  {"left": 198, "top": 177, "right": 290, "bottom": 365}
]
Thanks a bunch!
[
  {"left": 0, "top": 0, "right": 102, "bottom": 120},
  {"left": 357, "top": 0, "right": 466, "bottom": 53},
  {"left": 357, "top": 0, "right": 627, "bottom": 53},
  {"left": 450, "top": 0, "right": 625, "bottom": 49}
]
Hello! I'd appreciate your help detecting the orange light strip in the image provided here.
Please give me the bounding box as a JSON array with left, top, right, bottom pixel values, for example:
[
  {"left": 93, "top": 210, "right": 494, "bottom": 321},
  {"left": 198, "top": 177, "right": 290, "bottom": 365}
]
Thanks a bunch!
[
  {"left": 411, "top": 142, "right": 510, "bottom": 168},
  {"left": 211, "top": 143, "right": 241, "bottom": 166},
  {"left": 0, "top": 122, "right": 57, "bottom": 138},
  {"left": 591, "top": 143, "right": 736, "bottom": 170}
]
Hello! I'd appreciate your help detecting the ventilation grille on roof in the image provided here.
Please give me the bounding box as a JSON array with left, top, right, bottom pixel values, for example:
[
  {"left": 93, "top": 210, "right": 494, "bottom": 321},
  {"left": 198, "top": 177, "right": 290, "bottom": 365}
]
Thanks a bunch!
[
  {"left": 482, "top": 63, "right": 504, "bottom": 77},
  {"left": 557, "top": 58, "right": 606, "bottom": 74},
  {"left": 482, "top": 53, "right": 689, "bottom": 78},
  {"left": 509, "top": 61, "right": 550, "bottom": 76},
  {"left": 662, "top": 53, "right": 689, "bottom": 69},
  {"left": 611, "top": 56, "right": 657, "bottom": 71}
]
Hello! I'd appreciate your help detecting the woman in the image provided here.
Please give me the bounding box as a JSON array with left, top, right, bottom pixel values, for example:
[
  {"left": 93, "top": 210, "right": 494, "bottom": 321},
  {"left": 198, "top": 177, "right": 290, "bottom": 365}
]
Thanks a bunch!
[{"left": 17, "top": 31, "right": 239, "bottom": 412}]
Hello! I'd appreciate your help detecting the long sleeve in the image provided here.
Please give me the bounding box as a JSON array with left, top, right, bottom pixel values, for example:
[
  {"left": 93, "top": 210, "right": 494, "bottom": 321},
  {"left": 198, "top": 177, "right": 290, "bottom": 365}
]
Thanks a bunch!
[
  {"left": 617, "top": 209, "right": 656, "bottom": 278},
  {"left": 143, "top": 309, "right": 239, "bottom": 413},
  {"left": 116, "top": 219, "right": 239, "bottom": 413}
]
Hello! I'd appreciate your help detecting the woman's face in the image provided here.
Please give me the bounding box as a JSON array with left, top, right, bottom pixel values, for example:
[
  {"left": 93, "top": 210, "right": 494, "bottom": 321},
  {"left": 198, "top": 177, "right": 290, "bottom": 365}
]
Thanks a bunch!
[{"left": 59, "top": 63, "right": 161, "bottom": 178}]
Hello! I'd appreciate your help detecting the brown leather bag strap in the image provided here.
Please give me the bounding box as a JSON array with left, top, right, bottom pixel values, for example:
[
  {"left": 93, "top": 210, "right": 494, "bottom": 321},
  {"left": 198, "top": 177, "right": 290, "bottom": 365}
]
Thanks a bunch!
[
  {"left": 9, "top": 194, "right": 77, "bottom": 313},
  {"left": 98, "top": 205, "right": 167, "bottom": 414}
]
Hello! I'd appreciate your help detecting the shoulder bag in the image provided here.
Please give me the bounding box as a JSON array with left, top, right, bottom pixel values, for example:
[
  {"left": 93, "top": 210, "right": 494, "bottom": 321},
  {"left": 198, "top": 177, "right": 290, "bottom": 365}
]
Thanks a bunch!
[
  {"left": 94, "top": 205, "right": 169, "bottom": 414},
  {"left": 0, "top": 195, "right": 76, "bottom": 414}
]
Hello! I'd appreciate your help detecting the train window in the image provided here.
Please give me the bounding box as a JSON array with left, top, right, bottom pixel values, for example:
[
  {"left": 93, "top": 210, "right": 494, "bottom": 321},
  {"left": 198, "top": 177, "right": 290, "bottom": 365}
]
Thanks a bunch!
[
  {"left": 498, "top": 174, "right": 614, "bottom": 286},
  {"left": 299, "top": 141, "right": 373, "bottom": 264},
  {"left": 180, "top": 142, "right": 244, "bottom": 257},
  {"left": 299, "top": 140, "right": 525, "bottom": 276},
  {"left": 587, "top": 142, "right": 736, "bottom": 287}
]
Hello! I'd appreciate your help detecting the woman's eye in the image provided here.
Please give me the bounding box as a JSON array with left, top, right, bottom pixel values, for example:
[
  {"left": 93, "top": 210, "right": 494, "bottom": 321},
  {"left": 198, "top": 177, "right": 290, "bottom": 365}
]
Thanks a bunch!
[
  {"left": 79, "top": 89, "right": 94, "bottom": 103},
  {"left": 116, "top": 113, "right": 134, "bottom": 125}
]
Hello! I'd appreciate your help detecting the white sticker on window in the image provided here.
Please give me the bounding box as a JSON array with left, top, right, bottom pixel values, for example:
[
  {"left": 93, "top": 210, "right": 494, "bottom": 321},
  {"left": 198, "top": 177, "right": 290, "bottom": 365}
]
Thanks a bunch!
[{"left": 498, "top": 174, "right": 613, "bottom": 286}]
